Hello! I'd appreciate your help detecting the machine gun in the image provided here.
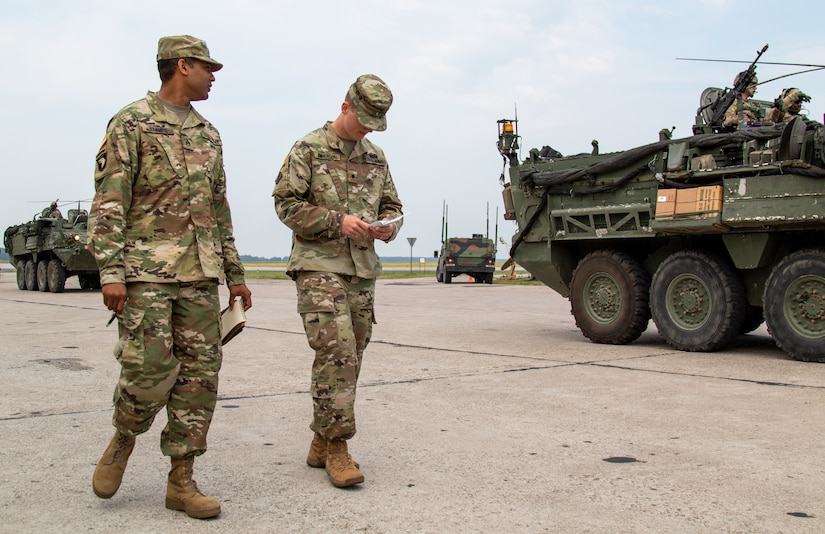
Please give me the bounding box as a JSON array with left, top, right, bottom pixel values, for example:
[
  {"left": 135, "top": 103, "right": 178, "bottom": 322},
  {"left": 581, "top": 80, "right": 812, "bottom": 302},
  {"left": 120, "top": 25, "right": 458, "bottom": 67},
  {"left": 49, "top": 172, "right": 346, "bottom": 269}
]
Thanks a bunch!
[{"left": 706, "top": 44, "right": 768, "bottom": 129}]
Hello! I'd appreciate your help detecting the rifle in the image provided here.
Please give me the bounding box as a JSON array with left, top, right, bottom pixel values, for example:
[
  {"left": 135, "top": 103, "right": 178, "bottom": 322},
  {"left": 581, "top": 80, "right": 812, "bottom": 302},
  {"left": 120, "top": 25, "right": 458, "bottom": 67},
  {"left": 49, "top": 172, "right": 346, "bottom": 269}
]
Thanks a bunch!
[{"left": 708, "top": 44, "right": 769, "bottom": 129}]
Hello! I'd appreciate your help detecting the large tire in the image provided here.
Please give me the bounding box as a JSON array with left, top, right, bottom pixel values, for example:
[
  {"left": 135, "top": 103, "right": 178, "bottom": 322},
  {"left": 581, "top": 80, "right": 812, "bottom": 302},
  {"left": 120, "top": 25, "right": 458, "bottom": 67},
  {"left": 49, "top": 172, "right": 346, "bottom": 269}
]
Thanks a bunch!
[
  {"left": 444, "top": 273, "right": 452, "bottom": 284},
  {"left": 485, "top": 273, "right": 494, "bottom": 284},
  {"left": 24, "top": 260, "right": 38, "bottom": 291},
  {"left": 569, "top": 249, "right": 651, "bottom": 345},
  {"left": 36, "top": 260, "right": 49, "bottom": 292},
  {"left": 436, "top": 268, "right": 443, "bottom": 283},
  {"left": 47, "top": 259, "right": 66, "bottom": 293},
  {"left": 763, "top": 248, "right": 825, "bottom": 362},
  {"left": 16, "top": 260, "right": 26, "bottom": 290},
  {"left": 650, "top": 250, "right": 745, "bottom": 352}
]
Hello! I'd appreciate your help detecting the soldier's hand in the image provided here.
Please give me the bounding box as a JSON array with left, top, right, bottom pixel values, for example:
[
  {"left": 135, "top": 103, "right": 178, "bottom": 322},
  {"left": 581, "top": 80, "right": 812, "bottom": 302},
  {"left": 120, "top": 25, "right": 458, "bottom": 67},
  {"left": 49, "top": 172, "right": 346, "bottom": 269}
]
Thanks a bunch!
[
  {"left": 229, "top": 283, "right": 253, "bottom": 311},
  {"left": 368, "top": 223, "right": 394, "bottom": 241},
  {"left": 341, "top": 214, "right": 370, "bottom": 238},
  {"left": 101, "top": 283, "right": 127, "bottom": 315}
]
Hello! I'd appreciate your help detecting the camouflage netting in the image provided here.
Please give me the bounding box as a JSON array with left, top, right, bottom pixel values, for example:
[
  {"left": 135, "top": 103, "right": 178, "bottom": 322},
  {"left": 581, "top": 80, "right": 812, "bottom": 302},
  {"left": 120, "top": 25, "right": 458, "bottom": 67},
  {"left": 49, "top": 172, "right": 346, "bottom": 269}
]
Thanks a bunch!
[{"left": 518, "top": 123, "right": 825, "bottom": 194}]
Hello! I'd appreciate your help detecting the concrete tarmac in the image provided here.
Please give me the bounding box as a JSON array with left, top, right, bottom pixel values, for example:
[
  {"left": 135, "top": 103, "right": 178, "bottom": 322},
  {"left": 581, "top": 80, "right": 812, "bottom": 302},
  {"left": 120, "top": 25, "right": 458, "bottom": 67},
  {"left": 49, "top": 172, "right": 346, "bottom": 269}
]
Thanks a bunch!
[{"left": 0, "top": 270, "right": 823, "bottom": 533}]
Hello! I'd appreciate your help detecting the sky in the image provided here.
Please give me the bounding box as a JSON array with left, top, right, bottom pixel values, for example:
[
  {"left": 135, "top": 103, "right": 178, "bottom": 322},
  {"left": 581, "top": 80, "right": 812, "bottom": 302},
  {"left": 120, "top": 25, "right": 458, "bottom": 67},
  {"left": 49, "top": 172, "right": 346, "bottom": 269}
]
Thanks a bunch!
[{"left": 2, "top": 0, "right": 824, "bottom": 260}]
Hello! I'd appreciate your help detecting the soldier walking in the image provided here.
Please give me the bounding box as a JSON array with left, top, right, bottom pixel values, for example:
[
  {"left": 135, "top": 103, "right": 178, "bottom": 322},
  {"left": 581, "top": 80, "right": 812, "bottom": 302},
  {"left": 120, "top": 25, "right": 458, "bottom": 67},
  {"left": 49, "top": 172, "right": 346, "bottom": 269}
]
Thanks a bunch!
[
  {"left": 88, "top": 35, "right": 252, "bottom": 519},
  {"left": 273, "top": 74, "right": 403, "bottom": 487}
]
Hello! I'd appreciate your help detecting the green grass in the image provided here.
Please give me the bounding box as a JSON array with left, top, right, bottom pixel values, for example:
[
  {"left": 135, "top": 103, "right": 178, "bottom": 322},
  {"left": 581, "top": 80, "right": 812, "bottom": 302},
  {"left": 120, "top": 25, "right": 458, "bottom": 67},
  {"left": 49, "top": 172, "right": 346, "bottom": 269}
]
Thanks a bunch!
[{"left": 241, "top": 262, "right": 539, "bottom": 283}]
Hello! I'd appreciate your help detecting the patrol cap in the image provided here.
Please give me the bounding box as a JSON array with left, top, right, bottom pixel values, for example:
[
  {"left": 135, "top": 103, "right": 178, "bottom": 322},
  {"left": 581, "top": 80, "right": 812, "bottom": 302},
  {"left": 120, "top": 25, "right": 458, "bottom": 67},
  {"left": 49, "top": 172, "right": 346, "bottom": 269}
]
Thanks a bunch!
[
  {"left": 156, "top": 35, "right": 223, "bottom": 71},
  {"left": 348, "top": 74, "right": 393, "bottom": 131}
]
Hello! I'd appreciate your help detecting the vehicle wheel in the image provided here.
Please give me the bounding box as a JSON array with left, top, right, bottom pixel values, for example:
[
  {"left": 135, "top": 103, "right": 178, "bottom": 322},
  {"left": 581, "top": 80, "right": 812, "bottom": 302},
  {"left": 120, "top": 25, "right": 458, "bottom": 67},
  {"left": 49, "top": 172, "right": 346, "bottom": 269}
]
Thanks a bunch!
[
  {"left": 486, "top": 273, "right": 494, "bottom": 284},
  {"left": 37, "top": 260, "right": 49, "bottom": 292},
  {"left": 436, "top": 269, "right": 443, "bottom": 283},
  {"left": 763, "top": 248, "right": 825, "bottom": 362},
  {"left": 24, "top": 260, "right": 38, "bottom": 291},
  {"left": 78, "top": 274, "right": 90, "bottom": 289},
  {"left": 444, "top": 273, "right": 452, "bottom": 284},
  {"left": 739, "top": 305, "right": 764, "bottom": 335},
  {"left": 474, "top": 275, "right": 484, "bottom": 283},
  {"left": 570, "top": 249, "right": 651, "bottom": 344},
  {"left": 47, "top": 259, "right": 66, "bottom": 293},
  {"left": 90, "top": 275, "right": 102, "bottom": 290},
  {"left": 650, "top": 250, "right": 745, "bottom": 352},
  {"left": 16, "top": 260, "right": 26, "bottom": 290}
]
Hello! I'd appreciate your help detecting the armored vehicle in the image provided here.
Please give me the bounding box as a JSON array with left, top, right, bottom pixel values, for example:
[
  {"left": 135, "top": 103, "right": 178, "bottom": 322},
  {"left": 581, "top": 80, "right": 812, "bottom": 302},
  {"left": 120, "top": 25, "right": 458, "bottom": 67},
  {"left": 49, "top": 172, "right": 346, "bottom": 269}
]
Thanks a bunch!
[
  {"left": 4, "top": 201, "right": 100, "bottom": 292},
  {"left": 496, "top": 104, "right": 825, "bottom": 361}
]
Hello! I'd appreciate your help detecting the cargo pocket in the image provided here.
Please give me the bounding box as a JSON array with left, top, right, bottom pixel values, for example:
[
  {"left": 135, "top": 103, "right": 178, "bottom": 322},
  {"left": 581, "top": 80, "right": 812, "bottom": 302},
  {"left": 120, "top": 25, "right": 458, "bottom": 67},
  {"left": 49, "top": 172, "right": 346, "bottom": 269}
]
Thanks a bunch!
[{"left": 113, "top": 306, "right": 146, "bottom": 373}]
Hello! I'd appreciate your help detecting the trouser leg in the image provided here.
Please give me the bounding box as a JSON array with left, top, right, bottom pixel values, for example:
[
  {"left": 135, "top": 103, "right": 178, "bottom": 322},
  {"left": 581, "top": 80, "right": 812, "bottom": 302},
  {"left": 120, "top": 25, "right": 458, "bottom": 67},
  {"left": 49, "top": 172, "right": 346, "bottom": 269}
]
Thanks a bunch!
[
  {"left": 296, "top": 273, "right": 375, "bottom": 441},
  {"left": 161, "top": 283, "right": 221, "bottom": 458}
]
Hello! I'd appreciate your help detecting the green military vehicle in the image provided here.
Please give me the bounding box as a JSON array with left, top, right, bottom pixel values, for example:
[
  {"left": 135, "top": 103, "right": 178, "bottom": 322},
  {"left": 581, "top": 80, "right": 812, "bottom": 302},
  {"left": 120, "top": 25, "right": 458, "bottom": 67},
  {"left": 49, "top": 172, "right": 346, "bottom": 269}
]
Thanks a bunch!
[
  {"left": 4, "top": 201, "right": 100, "bottom": 292},
  {"left": 436, "top": 233, "right": 497, "bottom": 284},
  {"left": 496, "top": 94, "right": 825, "bottom": 361},
  {"left": 435, "top": 203, "right": 497, "bottom": 284}
]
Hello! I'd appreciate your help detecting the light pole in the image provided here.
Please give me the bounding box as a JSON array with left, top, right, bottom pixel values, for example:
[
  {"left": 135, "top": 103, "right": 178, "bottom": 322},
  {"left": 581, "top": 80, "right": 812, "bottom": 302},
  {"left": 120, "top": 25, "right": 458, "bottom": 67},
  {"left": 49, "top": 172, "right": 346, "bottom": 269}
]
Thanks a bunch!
[{"left": 406, "top": 237, "right": 417, "bottom": 272}]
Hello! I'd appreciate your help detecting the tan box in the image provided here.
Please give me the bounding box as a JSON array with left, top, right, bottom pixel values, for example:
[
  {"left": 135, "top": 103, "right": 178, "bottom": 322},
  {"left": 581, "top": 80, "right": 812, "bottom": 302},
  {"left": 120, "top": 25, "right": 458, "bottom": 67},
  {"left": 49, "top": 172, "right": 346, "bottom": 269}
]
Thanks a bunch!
[
  {"left": 675, "top": 186, "right": 722, "bottom": 218},
  {"left": 655, "top": 189, "right": 677, "bottom": 219}
]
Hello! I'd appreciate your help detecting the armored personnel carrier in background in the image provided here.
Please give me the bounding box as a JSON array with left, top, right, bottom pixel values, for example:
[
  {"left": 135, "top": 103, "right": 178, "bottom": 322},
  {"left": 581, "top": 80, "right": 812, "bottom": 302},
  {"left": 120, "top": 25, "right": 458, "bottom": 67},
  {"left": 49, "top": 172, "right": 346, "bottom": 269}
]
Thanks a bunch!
[
  {"left": 496, "top": 102, "right": 825, "bottom": 361},
  {"left": 4, "top": 201, "right": 100, "bottom": 292}
]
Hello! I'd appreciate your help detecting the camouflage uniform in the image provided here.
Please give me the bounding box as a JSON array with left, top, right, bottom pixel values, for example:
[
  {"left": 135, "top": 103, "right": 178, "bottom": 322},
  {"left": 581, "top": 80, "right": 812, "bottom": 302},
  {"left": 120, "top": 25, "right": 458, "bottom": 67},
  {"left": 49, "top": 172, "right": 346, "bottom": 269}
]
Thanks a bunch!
[
  {"left": 273, "top": 120, "right": 402, "bottom": 440},
  {"left": 723, "top": 96, "right": 761, "bottom": 128},
  {"left": 90, "top": 90, "right": 245, "bottom": 457}
]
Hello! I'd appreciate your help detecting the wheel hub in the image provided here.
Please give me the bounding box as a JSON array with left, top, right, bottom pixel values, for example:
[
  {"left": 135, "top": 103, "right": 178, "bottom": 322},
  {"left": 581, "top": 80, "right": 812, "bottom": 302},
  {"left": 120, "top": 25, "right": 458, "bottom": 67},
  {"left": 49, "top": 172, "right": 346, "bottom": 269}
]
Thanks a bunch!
[
  {"left": 668, "top": 275, "right": 709, "bottom": 329},
  {"left": 786, "top": 276, "right": 825, "bottom": 336},
  {"left": 586, "top": 274, "right": 620, "bottom": 322}
]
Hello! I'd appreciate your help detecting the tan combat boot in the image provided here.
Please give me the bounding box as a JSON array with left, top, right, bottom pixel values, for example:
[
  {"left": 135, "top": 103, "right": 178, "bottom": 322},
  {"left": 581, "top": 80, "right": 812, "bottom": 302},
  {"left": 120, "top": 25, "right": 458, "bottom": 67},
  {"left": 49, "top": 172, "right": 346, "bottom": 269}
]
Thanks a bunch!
[
  {"left": 165, "top": 456, "right": 221, "bottom": 519},
  {"left": 306, "top": 432, "right": 327, "bottom": 468},
  {"left": 307, "top": 433, "right": 360, "bottom": 469},
  {"left": 92, "top": 429, "right": 136, "bottom": 499},
  {"left": 325, "top": 439, "right": 364, "bottom": 488}
]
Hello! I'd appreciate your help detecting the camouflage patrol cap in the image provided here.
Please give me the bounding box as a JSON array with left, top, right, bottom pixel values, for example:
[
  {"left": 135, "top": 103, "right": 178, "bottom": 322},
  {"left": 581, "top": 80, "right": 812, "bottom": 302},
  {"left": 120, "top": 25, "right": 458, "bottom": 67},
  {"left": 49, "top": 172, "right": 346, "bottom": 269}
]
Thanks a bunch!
[
  {"left": 156, "top": 35, "right": 223, "bottom": 71},
  {"left": 348, "top": 74, "right": 393, "bottom": 131}
]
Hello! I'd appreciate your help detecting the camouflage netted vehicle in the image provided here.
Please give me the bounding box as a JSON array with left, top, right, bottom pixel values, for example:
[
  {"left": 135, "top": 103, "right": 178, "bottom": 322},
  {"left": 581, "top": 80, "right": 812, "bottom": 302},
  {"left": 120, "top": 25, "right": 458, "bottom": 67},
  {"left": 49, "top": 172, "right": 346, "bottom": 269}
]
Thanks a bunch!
[
  {"left": 436, "top": 234, "right": 496, "bottom": 284},
  {"left": 4, "top": 202, "right": 100, "bottom": 292},
  {"left": 497, "top": 106, "right": 825, "bottom": 361}
]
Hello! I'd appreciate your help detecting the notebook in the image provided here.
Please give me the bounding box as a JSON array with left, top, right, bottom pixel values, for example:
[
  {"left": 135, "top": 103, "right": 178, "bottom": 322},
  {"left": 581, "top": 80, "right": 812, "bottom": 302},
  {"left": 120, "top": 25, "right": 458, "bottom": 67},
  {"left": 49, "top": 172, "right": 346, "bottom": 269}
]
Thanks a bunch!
[{"left": 220, "top": 299, "right": 246, "bottom": 345}]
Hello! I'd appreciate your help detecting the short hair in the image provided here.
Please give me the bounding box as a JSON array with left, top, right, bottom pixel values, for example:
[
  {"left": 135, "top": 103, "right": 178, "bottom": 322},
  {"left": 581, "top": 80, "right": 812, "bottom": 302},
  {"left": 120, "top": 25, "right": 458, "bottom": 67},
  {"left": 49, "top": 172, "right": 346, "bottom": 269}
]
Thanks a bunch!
[{"left": 157, "top": 57, "right": 196, "bottom": 83}]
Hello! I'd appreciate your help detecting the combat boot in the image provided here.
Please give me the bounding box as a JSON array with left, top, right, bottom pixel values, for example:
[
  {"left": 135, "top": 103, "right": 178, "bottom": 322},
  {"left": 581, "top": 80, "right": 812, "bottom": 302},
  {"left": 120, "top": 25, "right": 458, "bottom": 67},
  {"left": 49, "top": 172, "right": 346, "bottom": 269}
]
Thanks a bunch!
[
  {"left": 93, "top": 429, "right": 135, "bottom": 499},
  {"left": 325, "top": 439, "right": 364, "bottom": 488},
  {"left": 306, "top": 432, "right": 327, "bottom": 468},
  {"left": 307, "top": 433, "right": 360, "bottom": 469},
  {"left": 165, "top": 456, "right": 221, "bottom": 519}
]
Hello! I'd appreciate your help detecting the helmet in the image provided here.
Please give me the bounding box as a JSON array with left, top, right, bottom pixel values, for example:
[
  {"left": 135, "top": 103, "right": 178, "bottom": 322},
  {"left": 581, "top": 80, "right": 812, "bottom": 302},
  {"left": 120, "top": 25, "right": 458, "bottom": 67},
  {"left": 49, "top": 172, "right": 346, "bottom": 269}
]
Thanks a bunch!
[{"left": 734, "top": 71, "right": 758, "bottom": 87}]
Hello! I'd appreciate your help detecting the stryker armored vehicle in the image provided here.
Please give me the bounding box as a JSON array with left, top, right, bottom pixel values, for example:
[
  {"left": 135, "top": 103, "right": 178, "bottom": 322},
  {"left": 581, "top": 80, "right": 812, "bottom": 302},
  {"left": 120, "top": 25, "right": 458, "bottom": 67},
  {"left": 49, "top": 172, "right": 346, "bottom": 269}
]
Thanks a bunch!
[
  {"left": 435, "top": 203, "right": 497, "bottom": 284},
  {"left": 496, "top": 97, "right": 825, "bottom": 361},
  {"left": 4, "top": 201, "right": 100, "bottom": 292}
]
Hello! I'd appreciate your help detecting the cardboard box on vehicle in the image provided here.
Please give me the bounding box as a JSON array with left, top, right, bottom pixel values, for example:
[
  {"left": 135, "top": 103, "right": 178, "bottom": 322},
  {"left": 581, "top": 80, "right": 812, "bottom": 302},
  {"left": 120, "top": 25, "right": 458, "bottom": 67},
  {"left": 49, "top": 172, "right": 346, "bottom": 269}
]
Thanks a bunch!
[
  {"left": 675, "top": 185, "right": 722, "bottom": 218},
  {"left": 655, "top": 189, "right": 677, "bottom": 220}
]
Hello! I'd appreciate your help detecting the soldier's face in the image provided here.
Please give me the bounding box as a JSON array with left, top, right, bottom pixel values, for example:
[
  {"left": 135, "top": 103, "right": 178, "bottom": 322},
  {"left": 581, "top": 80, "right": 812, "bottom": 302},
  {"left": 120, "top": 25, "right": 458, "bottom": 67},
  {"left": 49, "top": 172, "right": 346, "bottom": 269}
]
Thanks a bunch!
[
  {"left": 183, "top": 60, "right": 216, "bottom": 102},
  {"left": 338, "top": 101, "right": 372, "bottom": 141}
]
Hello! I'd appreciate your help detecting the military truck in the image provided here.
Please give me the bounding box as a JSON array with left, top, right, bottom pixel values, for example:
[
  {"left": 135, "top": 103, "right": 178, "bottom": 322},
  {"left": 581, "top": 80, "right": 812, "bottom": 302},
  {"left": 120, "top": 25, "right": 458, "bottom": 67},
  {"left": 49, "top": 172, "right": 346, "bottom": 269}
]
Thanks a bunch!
[
  {"left": 496, "top": 104, "right": 825, "bottom": 361},
  {"left": 4, "top": 201, "right": 100, "bottom": 292},
  {"left": 436, "top": 234, "right": 497, "bottom": 284},
  {"left": 435, "top": 203, "right": 497, "bottom": 284}
]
